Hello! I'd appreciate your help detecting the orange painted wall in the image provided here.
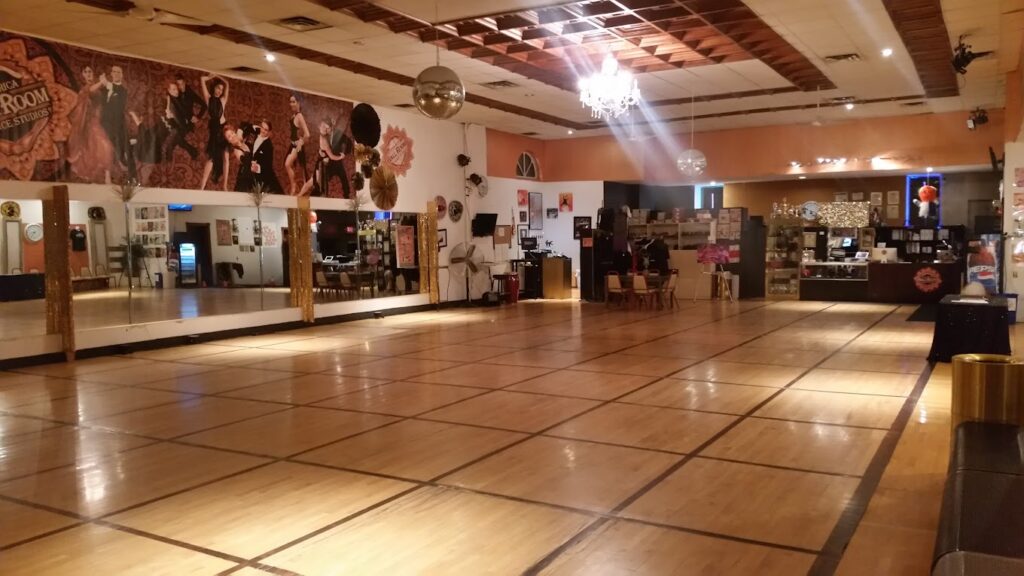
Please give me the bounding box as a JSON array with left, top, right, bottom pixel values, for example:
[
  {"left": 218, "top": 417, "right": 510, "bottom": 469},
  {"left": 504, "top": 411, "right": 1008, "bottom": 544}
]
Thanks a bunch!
[
  {"left": 487, "top": 110, "right": 1005, "bottom": 183},
  {"left": 1008, "top": 68, "right": 1022, "bottom": 143}
]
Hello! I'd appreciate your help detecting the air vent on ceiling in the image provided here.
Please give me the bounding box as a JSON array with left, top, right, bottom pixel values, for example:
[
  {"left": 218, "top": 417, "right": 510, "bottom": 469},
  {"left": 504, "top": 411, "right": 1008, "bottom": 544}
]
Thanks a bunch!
[
  {"left": 393, "top": 103, "right": 415, "bottom": 109},
  {"left": 521, "top": 131, "right": 539, "bottom": 136},
  {"left": 273, "top": 16, "right": 330, "bottom": 32},
  {"left": 828, "top": 96, "right": 856, "bottom": 104},
  {"left": 481, "top": 80, "right": 520, "bottom": 89},
  {"left": 226, "top": 66, "right": 262, "bottom": 74},
  {"left": 823, "top": 53, "right": 862, "bottom": 63},
  {"left": 901, "top": 101, "right": 927, "bottom": 107}
]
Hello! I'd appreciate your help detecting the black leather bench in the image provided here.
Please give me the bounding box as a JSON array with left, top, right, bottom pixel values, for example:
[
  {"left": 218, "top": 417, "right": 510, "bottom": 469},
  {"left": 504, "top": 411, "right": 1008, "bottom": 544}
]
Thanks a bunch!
[{"left": 932, "top": 422, "right": 1024, "bottom": 575}]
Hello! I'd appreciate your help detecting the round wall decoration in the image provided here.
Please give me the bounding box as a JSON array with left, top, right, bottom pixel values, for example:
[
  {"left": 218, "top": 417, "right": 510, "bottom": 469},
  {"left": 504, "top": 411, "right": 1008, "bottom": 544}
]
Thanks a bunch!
[
  {"left": 1, "top": 201, "right": 21, "bottom": 220},
  {"left": 350, "top": 103, "right": 382, "bottom": 147},
  {"left": 380, "top": 125, "right": 414, "bottom": 177},
  {"left": 448, "top": 200, "right": 464, "bottom": 223},
  {"left": 914, "top": 267, "right": 942, "bottom": 293},
  {"left": 369, "top": 167, "right": 399, "bottom": 210},
  {"left": 435, "top": 196, "right": 447, "bottom": 220},
  {"left": 88, "top": 206, "right": 106, "bottom": 221}
]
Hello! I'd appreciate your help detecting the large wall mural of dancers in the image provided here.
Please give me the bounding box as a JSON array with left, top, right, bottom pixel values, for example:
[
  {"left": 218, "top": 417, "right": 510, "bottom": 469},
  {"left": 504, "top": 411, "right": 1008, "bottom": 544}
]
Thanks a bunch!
[{"left": 0, "top": 30, "right": 395, "bottom": 199}]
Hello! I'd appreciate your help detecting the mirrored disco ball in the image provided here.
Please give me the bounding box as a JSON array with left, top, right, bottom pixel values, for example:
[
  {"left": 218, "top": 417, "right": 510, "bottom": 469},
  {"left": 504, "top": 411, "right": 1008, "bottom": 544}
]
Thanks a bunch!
[
  {"left": 412, "top": 65, "right": 465, "bottom": 120},
  {"left": 676, "top": 149, "right": 707, "bottom": 177}
]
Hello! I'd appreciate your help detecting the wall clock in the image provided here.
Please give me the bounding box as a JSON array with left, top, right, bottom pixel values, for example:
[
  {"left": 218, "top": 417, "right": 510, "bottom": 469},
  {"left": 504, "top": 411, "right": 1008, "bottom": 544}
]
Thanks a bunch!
[
  {"left": 88, "top": 206, "right": 106, "bottom": 221},
  {"left": 800, "top": 201, "right": 820, "bottom": 221},
  {"left": 24, "top": 223, "right": 43, "bottom": 243},
  {"left": 448, "top": 200, "right": 464, "bottom": 223}
]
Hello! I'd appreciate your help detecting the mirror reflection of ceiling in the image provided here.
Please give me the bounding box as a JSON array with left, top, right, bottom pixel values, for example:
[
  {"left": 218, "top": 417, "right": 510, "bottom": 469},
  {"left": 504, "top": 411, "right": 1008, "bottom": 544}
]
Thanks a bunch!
[{"left": 2, "top": 0, "right": 1014, "bottom": 139}]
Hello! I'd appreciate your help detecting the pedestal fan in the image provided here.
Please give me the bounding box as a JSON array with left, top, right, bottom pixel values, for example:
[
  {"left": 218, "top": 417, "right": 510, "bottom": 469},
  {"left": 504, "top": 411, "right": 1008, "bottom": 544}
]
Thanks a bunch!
[{"left": 448, "top": 242, "right": 492, "bottom": 304}]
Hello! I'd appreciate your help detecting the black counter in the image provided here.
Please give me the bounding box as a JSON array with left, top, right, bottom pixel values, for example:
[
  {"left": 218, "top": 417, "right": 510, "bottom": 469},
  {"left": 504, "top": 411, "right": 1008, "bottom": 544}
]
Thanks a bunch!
[
  {"left": 800, "top": 261, "right": 961, "bottom": 303},
  {"left": 0, "top": 273, "right": 45, "bottom": 302}
]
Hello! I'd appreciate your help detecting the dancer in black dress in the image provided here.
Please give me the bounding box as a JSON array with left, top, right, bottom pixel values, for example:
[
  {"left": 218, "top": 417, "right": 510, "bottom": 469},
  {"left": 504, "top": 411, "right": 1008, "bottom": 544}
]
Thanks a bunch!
[
  {"left": 227, "top": 123, "right": 257, "bottom": 192},
  {"left": 300, "top": 116, "right": 352, "bottom": 198},
  {"left": 285, "top": 94, "right": 310, "bottom": 195},
  {"left": 199, "top": 74, "right": 230, "bottom": 191}
]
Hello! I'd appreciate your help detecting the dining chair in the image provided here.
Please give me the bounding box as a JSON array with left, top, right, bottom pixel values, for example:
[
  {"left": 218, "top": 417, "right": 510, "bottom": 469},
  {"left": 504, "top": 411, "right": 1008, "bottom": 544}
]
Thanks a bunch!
[
  {"left": 606, "top": 273, "right": 628, "bottom": 308},
  {"left": 633, "top": 274, "right": 655, "bottom": 309},
  {"left": 662, "top": 271, "right": 679, "bottom": 309},
  {"left": 338, "top": 272, "right": 358, "bottom": 300},
  {"left": 315, "top": 270, "right": 331, "bottom": 300}
]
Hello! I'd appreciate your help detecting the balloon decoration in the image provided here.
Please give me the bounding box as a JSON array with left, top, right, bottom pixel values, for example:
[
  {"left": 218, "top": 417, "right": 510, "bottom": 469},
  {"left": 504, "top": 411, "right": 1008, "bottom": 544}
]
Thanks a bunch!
[
  {"left": 435, "top": 195, "right": 447, "bottom": 220},
  {"left": 369, "top": 167, "right": 399, "bottom": 210},
  {"left": 918, "top": 184, "right": 938, "bottom": 203},
  {"left": 412, "top": 65, "right": 465, "bottom": 120}
]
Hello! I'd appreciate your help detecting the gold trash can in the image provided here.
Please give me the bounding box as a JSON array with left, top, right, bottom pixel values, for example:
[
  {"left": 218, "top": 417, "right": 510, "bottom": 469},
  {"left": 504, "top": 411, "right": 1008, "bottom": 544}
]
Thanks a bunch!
[{"left": 951, "top": 354, "right": 1024, "bottom": 436}]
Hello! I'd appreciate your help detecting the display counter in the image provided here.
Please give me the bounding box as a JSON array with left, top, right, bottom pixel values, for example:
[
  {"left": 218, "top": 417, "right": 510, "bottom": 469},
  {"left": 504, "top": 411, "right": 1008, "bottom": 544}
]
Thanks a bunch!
[{"left": 800, "top": 261, "right": 961, "bottom": 303}]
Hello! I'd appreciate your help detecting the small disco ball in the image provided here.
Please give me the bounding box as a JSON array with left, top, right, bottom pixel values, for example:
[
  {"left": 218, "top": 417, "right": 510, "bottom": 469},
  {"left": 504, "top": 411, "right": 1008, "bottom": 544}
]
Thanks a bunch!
[
  {"left": 677, "top": 149, "right": 707, "bottom": 177},
  {"left": 412, "top": 65, "right": 465, "bottom": 120}
]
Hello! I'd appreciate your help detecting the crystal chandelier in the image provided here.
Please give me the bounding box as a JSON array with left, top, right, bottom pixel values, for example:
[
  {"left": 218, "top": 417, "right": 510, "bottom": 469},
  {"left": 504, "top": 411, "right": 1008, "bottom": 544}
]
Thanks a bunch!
[
  {"left": 578, "top": 56, "right": 641, "bottom": 120},
  {"left": 677, "top": 93, "right": 706, "bottom": 177}
]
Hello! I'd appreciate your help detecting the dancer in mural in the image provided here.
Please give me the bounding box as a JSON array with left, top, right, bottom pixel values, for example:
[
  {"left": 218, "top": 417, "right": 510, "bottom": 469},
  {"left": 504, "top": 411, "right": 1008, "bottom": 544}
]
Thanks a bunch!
[
  {"left": 99, "top": 65, "right": 129, "bottom": 173},
  {"left": 66, "top": 65, "right": 114, "bottom": 183},
  {"left": 199, "top": 74, "right": 230, "bottom": 191},
  {"left": 300, "top": 115, "right": 351, "bottom": 198},
  {"left": 285, "top": 94, "right": 310, "bottom": 195},
  {"left": 165, "top": 74, "right": 205, "bottom": 160},
  {"left": 227, "top": 122, "right": 256, "bottom": 192},
  {"left": 126, "top": 109, "right": 169, "bottom": 184},
  {"left": 251, "top": 119, "right": 283, "bottom": 193}
]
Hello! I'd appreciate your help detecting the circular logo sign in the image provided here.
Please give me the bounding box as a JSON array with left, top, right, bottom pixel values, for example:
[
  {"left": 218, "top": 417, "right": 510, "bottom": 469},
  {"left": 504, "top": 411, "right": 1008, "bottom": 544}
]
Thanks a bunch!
[
  {"left": 914, "top": 267, "right": 942, "bottom": 293},
  {"left": 379, "top": 125, "right": 414, "bottom": 177}
]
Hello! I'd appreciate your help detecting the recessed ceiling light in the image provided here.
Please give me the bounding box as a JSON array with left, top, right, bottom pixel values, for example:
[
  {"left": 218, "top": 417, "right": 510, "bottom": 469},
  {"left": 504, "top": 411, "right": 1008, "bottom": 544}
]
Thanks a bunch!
[
  {"left": 926, "top": 166, "right": 934, "bottom": 172},
  {"left": 881, "top": 47, "right": 894, "bottom": 58},
  {"left": 845, "top": 102, "right": 855, "bottom": 110},
  {"left": 265, "top": 53, "right": 276, "bottom": 62},
  {"left": 798, "top": 176, "right": 807, "bottom": 180},
  {"left": 567, "top": 130, "right": 574, "bottom": 135},
  {"left": 710, "top": 181, "right": 717, "bottom": 186}
]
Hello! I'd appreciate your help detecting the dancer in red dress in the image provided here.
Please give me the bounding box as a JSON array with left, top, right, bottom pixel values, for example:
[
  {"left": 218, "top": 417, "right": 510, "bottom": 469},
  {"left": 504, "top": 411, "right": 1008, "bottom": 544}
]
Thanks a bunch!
[{"left": 67, "top": 65, "right": 114, "bottom": 183}]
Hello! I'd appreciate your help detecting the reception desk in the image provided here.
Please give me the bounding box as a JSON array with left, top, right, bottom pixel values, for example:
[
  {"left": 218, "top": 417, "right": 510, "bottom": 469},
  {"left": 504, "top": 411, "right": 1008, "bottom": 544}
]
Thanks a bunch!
[{"left": 800, "top": 261, "right": 961, "bottom": 303}]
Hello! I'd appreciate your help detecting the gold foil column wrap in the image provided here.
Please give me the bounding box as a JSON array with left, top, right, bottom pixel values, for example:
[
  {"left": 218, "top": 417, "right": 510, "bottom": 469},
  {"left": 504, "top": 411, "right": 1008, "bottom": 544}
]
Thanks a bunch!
[
  {"left": 288, "top": 198, "right": 314, "bottom": 323},
  {"left": 951, "top": 354, "right": 1024, "bottom": 436},
  {"left": 44, "top": 185, "right": 75, "bottom": 360},
  {"left": 419, "top": 201, "right": 439, "bottom": 304}
]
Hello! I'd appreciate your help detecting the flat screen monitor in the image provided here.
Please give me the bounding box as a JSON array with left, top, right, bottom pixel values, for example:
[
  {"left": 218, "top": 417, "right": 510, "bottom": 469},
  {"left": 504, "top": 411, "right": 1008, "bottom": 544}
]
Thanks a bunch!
[
  {"left": 521, "top": 237, "right": 538, "bottom": 250},
  {"left": 472, "top": 213, "right": 498, "bottom": 237},
  {"left": 841, "top": 237, "right": 853, "bottom": 248},
  {"left": 168, "top": 204, "right": 192, "bottom": 212}
]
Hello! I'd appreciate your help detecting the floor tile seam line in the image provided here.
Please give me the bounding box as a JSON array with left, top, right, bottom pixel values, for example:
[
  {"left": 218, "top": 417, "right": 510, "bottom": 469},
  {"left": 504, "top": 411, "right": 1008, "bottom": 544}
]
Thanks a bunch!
[
  {"left": 0, "top": 492, "right": 92, "bottom": 522},
  {"left": 162, "top": 405, "right": 298, "bottom": 442},
  {"left": 763, "top": 387, "right": 915, "bottom": 399},
  {"left": 741, "top": 414, "right": 894, "bottom": 431},
  {"left": 535, "top": 432, "right": 687, "bottom": 456},
  {"left": 243, "top": 484, "right": 425, "bottom": 564},
  {"left": 520, "top": 517, "right": 610, "bottom": 576},
  {"left": 689, "top": 454, "right": 865, "bottom": 480},
  {"left": 0, "top": 521, "right": 87, "bottom": 552},
  {"left": 0, "top": 437, "right": 166, "bottom": 484},
  {"left": 806, "top": 360, "right": 936, "bottom": 576},
  {"left": 92, "top": 518, "right": 250, "bottom": 564},
  {"left": 5, "top": 358, "right": 165, "bottom": 379},
  {"left": 125, "top": 369, "right": 306, "bottom": 397},
  {"left": 216, "top": 562, "right": 303, "bottom": 576},
  {"left": 603, "top": 303, "right": 896, "bottom": 516},
  {"left": 610, "top": 515, "right": 823, "bottom": 555}
]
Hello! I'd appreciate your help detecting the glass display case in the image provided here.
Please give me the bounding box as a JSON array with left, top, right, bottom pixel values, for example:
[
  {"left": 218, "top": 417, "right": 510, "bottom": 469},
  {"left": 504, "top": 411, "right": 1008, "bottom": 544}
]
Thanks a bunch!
[
  {"left": 765, "top": 217, "right": 802, "bottom": 299},
  {"left": 799, "top": 262, "right": 869, "bottom": 301},
  {"left": 800, "top": 262, "right": 869, "bottom": 281}
]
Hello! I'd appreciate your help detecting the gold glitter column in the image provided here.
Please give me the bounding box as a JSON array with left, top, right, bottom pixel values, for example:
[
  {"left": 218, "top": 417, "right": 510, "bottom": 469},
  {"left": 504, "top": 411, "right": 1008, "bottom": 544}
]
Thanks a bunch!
[
  {"left": 44, "top": 185, "right": 75, "bottom": 360},
  {"left": 419, "top": 201, "right": 439, "bottom": 304},
  {"left": 288, "top": 198, "right": 314, "bottom": 323}
]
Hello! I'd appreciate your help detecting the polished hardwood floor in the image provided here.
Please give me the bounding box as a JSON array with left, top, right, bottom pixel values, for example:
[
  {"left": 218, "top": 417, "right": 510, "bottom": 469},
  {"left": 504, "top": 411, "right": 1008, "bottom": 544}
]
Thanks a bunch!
[{"left": 0, "top": 299, "right": 960, "bottom": 574}]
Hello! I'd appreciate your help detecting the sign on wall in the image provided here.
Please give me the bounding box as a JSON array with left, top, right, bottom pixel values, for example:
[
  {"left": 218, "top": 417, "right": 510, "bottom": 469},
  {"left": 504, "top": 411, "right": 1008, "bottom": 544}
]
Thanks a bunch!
[
  {"left": 380, "top": 125, "right": 413, "bottom": 177},
  {"left": 0, "top": 30, "right": 378, "bottom": 198}
]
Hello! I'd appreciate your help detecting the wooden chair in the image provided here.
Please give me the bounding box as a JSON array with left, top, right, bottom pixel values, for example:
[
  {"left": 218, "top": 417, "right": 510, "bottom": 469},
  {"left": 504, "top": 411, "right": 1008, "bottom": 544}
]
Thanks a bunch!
[
  {"left": 315, "top": 270, "right": 336, "bottom": 300},
  {"left": 632, "top": 274, "right": 656, "bottom": 309},
  {"left": 606, "top": 273, "right": 628, "bottom": 307},
  {"left": 338, "top": 272, "right": 359, "bottom": 300},
  {"left": 661, "top": 270, "right": 679, "bottom": 309}
]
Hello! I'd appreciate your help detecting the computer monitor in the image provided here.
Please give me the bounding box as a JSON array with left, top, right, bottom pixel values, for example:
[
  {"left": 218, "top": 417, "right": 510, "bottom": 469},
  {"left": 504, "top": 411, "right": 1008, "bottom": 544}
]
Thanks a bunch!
[
  {"left": 521, "top": 237, "right": 538, "bottom": 250},
  {"left": 841, "top": 237, "right": 853, "bottom": 248},
  {"left": 870, "top": 247, "right": 897, "bottom": 263}
]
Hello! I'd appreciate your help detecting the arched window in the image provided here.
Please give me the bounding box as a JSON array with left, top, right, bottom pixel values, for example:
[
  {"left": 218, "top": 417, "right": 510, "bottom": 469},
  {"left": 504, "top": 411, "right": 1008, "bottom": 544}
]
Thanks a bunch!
[{"left": 515, "top": 152, "right": 539, "bottom": 179}]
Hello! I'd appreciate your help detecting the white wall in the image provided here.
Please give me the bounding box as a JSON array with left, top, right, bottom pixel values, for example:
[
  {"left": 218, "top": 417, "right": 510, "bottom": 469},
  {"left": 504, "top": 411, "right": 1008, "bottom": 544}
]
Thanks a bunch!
[
  {"left": 1004, "top": 142, "right": 1024, "bottom": 319},
  {"left": 473, "top": 177, "right": 603, "bottom": 294}
]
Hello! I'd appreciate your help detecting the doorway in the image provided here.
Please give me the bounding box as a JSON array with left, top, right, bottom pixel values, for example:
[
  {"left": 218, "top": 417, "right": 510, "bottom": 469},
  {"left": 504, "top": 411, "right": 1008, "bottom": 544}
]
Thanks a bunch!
[
  {"left": 281, "top": 227, "right": 289, "bottom": 287},
  {"left": 184, "top": 222, "right": 213, "bottom": 288}
]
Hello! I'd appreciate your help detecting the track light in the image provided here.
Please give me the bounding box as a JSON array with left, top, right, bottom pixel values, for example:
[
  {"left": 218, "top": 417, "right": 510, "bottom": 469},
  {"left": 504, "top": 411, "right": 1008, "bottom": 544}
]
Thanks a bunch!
[
  {"left": 265, "top": 53, "right": 276, "bottom": 62},
  {"left": 952, "top": 35, "right": 992, "bottom": 75},
  {"left": 967, "top": 107, "right": 989, "bottom": 130}
]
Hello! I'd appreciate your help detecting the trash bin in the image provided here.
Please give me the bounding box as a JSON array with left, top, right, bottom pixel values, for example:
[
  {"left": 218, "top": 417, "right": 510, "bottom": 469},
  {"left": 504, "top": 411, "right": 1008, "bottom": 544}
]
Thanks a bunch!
[
  {"left": 951, "top": 354, "right": 1024, "bottom": 438},
  {"left": 154, "top": 272, "right": 163, "bottom": 289}
]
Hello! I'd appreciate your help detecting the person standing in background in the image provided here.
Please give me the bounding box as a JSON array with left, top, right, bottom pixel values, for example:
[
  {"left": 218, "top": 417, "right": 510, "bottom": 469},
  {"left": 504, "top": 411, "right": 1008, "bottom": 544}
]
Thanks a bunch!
[
  {"left": 199, "top": 74, "right": 230, "bottom": 191},
  {"left": 285, "top": 94, "right": 310, "bottom": 195},
  {"left": 99, "top": 65, "right": 128, "bottom": 173}
]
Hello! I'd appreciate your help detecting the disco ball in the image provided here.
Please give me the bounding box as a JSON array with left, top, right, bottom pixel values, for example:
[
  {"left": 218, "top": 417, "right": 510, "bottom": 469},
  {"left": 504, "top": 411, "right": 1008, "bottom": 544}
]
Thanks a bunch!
[
  {"left": 412, "top": 65, "right": 465, "bottom": 120},
  {"left": 677, "top": 149, "right": 707, "bottom": 177}
]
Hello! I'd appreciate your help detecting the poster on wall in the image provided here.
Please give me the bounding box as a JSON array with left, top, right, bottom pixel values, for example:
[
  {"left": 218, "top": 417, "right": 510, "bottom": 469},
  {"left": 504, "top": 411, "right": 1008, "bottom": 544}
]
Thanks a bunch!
[
  {"left": 870, "top": 192, "right": 883, "bottom": 206},
  {"left": 0, "top": 30, "right": 372, "bottom": 199},
  {"left": 1015, "top": 167, "right": 1024, "bottom": 188},
  {"left": 546, "top": 208, "right": 557, "bottom": 219},
  {"left": 215, "top": 219, "right": 231, "bottom": 246},
  {"left": 396, "top": 225, "right": 416, "bottom": 268},
  {"left": 517, "top": 190, "right": 529, "bottom": 206},
  {"left": 887, "top": 190, "right": 900, "bottom": 205},
  {"left": 379, "top": 125, "right": 413, "bottom": 177},
  {"left": 558, "top": 193, "right": 573, "bottom": 212},
  {"left": 573, "top": 216, "right": 591, "bottom": 239},
  {"left": 494, "top": 225, "right": 512, "bottom": 247},
  {"left": 261, "top": 223, "right": 279, "bottom": 248},
  {"left": 528, "top": 192, "right": 543, "bottom": 230}
]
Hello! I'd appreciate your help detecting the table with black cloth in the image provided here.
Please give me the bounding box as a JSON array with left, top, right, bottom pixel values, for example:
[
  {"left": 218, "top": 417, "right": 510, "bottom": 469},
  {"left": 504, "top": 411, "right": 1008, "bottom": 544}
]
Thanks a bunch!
[{"left": 928, "top": 295, "right": 1012, "bottom": 362}]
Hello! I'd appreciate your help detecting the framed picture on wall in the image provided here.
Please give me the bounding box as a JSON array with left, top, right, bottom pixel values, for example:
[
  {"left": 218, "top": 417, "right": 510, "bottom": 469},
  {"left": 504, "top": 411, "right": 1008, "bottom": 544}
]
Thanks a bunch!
[
  {"left": 519, "top": 210, "right": 528, "bottom": 222},
  {"left": 437, "top": 229, "right": 448, "bottom": 249},
  {"left": 834, "top": 192, "right": 848, "bottom": 202},
  {"left": 494, "top": 225, "right": 512, "bottom": 247},
  {"left": 546, "top": 208, "right": 558, "bottom": 219},
  {"left": 573, "top": 216, "right": 592, "bottom": 239},
  {"left": 870, "top": 192, "right": 884, "bottom": 206},
  {"left": 528, "top": 192, "right": 543, "bottom": 230},
  {"left": 887, "top": 190, "right": 900, "bottom": 205},
  {"left": 886, "top": 205, "right": 899, "bottom": 220},
  {"left": 851, "top": 192, "right": 864, "bottom": 202},
  {"left": 517, "top": 224, "right": 529, "bottom": 244}
]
